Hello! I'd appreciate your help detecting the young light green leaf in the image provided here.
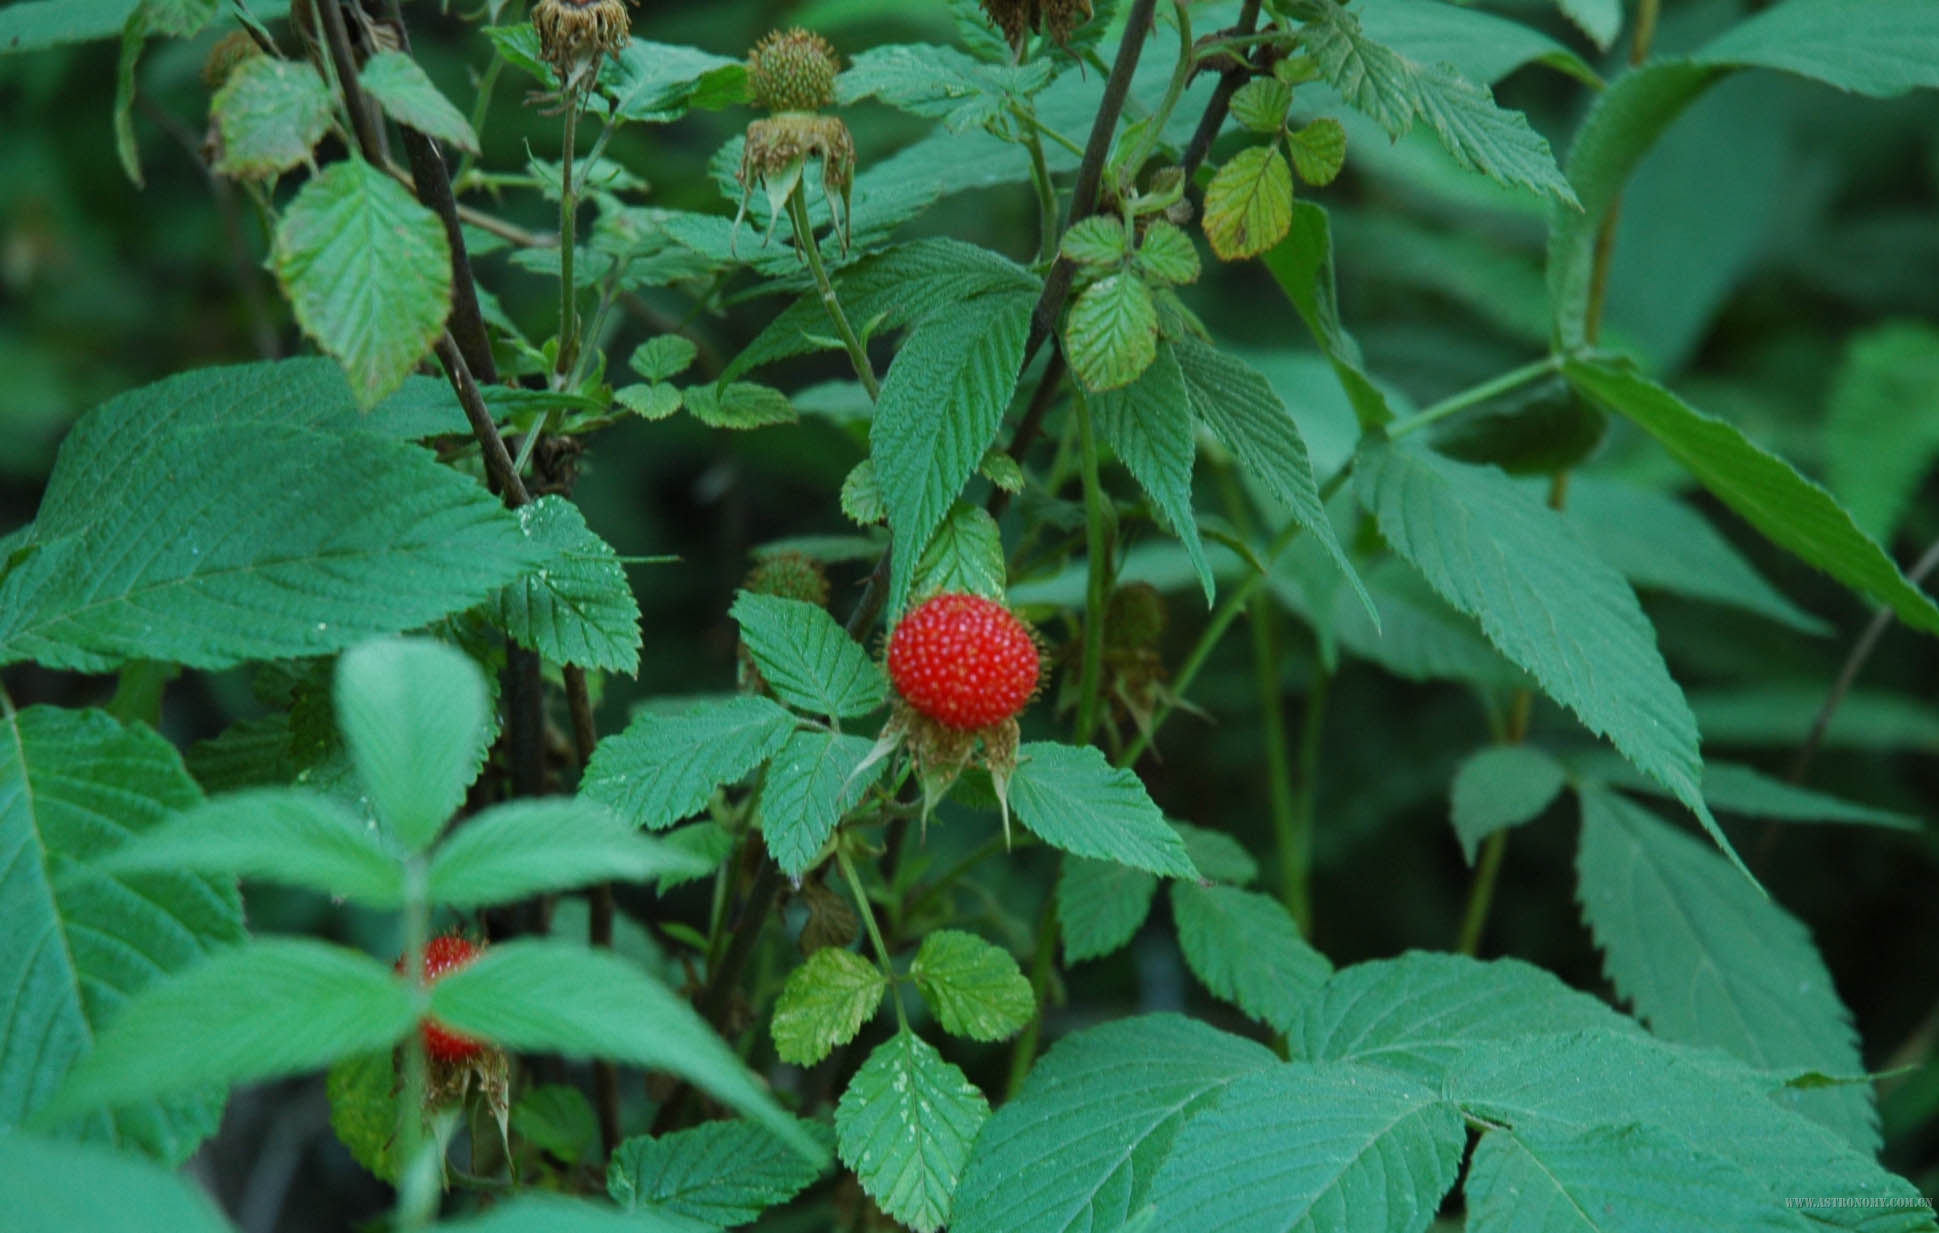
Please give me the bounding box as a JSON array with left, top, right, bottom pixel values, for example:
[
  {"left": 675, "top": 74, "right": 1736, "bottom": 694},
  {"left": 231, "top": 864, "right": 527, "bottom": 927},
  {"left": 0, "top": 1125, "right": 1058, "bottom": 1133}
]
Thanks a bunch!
[
  {"left": 1576, "top": 787, "right": 1875, "bottom": 1151},
  {"left": 1057, "top": 856, "right": 1158, "bottom": 964},
  {"left": 1145, "top": 1062, "right": 1465, "bottom": 1233},
  {"left": 841, "top": 459, "right": 887, "bottom": 525},
  {"left": 979, "top": 448, "right": 1024, "bottom": 493},
  {"left": 608, "top": 1119, "right": 833, "bottom": 1226},
  {"left": 359, "top": 50, "right": 478, "bottom": 152},
  {"left": 1170, "top": 883, "right": 1331, "bottom": 1032},
  {"left": 760, "top": 729, "right": 881, "bottom": 877},
  {"left": 836, "top": 1030, "right": 990, "bottom": 1233},
  {"left": 431, "top": 940, "right": 825, "bottom": 1162},
  {"left": 212, "top": 56, "right": 334, "bottom": 179},
  {"left": 427, "top": 799, "right": 710, "bottom": 908},
  {"left": 1355, "top": 441, "right": 1733, "bottom": 875},
  {"left": 1202, "top": 145, "right": 1295, "bottom": 261},
  {"left": 35, "top": 939, "right": 414, "bottom": 1129},
  {"left": 1, "top": 706, "right": 244, "bottom": 1164},
  {"left": 1287, "top": 117, "right": 1348, "bottom": 187},
  {"left": 1008, "top": 742, "right": 1198, "bottom": 879},
  {"left": 952, "top": 1015, "right": 1279, "bottom": 1233},
  {"left": 1450, "top": 744, "right": 1568, "bottom": 864},
  {"left": 0, "top": 360, "right": 534, "bottom": 673},
  {"left": 1565, "top": 359, "right": 1939, "bottom": 638},
  {"left": 494, "top": 495, "right": 643, "bottom": 675},
  {"left": 1091, "top": 349, "right": 1214, "bottom": 605},
  {"left": 630, "top": 334, "right": 700, "bottom": 383},
  {"left": 580, "top": 695, "right": 796, "bottom": 830},
  {"left": 1133, "top": 220, "right": 1200, "bottom": 287},
  {"left": 1173, "top": 337, "right": 1373, "bottom": 621},
  {"left": 731, "top": 591, "right": 886, "bottom": 719},
  {"left": 1, "top": 1134, "right": 239, "bottom": 1233},
  {"left": 1825, "top": 321, "right": 1939, "bottom": 546},
  {"left": 335, "top": 637, "right": 487, "bottom": 852},
  {"left": 875, "top": 289, "right": 1033, "bottom": 617},
  {"left": 616, "top": 382, "right": 682, "bottom": 420},
  {"left": 910, "top": 505, "right": 1009, "bottom": 603},
  {"left": 771, "top": 948, "right": 888, "bottom": 1066},
  {"left": 96, "top": 788, "right": 406, "bottom": 907},
  {"left": 684, "top": 381, "right": 795, "bottom": 430},
  {"left": 273, "top": 159, "right": 452, "bottom": 407},
  {"left": 911, "top": 930, "right": 1034, "bottom": 1042},
  {"left": 1066, "top": 275, "right": 1158, "bottom": 394},
  {"left": 1060, "top": 216, "right": 1130, "bottom": 268},
  {"left": 1230, "top": 77, "right": 1293, "bottom": 133}
]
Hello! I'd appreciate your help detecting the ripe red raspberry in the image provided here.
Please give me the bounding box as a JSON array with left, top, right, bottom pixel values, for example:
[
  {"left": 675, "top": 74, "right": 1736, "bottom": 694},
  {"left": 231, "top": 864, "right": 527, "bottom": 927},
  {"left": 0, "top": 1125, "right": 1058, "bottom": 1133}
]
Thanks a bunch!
[
  {"left": 887, "top": 593, "right": 1039, "bottom": 731},
  {"left": 395, "top": 934, "right": 486, "bottom": 1064}
]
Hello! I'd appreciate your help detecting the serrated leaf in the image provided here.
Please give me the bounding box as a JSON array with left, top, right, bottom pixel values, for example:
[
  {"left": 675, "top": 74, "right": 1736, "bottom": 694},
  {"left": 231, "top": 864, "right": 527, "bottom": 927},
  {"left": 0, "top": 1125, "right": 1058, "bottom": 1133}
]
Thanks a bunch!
[
  {"left": 731, "top": 592, "right": 886, "bottom": 719},
  {"left": 273, "top": 159, "right": 452, "bottom": 408},
  {"left": 211, "top": 56, "right": 333, "bottom": 179},
  {"left": 335, "top": 637, "right": 486, "bottom": 852},
  {"left": 95, "top": 787, "right": 406, "bottom": 907},
  {"left": 1329, "top": 557, "right": 1526, "bottom": 688},
  {"left": 185, "top": 714, "right": 296, "bottom": 794},
  {"left": 952, "top": 1015, "right": 1279, "bottom": 1233},
  {"left": 0, "top": 361, "right": 534, "bottom": 672},
  {"left": 1355, "top": 441, "right": 1733, "bottom": 874},
  {"left": 630, "top": 335, "right": 699, "bottom": 383},
  {"left": 1145, "top": 1061, "right": 1465, "bottom": 1233},
  {"left": 1057, "top": 857, "right": 1158, "bottom": 963},
  {"left": 1060, "top": 216, "right": 1130, "bottom": 268},
  {"left": 1174, "top": 337, "right": 1373, "bottom": 621},
  {"left": 875, "top": 289, "right": 1033, "bottom": 618},
  {"left": 1092, "top": 349, "right": 1214, "bottom": 605},
  {"left": 910, "top": 505, "right": 1008, "bottom": 602},
  {"left": 771, "top": 948, "right": 887, "bottom": 1066},
  {"left": 1170, "top": 883, "right": 1331, "bottom": 1032},
  {"left": 494, "top": 496, "right": 642, "bottom": 674},
  {"left": 1576, "top": 787, "right": 1875, "bottom": 1151},
  {"left": 1230, "top": 77, "right": 1293, "bottom": 134},
  {"left": 36, "top": 939, "right": 414, "bottom": 1129},
  {"left": 1066, "top": 275, "right": 1159, "bottom": 394},
  {"left": 836, "top": 1030, "right": 989, "bottom": 1233},
  {"left": 1561, "top": 476, "right": 1826, "bottom": 635},
  {"left": 760, "top": 729, "right": 881, "bottom": 877},
  {"left": 0, "top": 706, "right": 244, "bottom": 1163},
  {"left": 608, "top": 1118, "right": 832, "bottom": 1225},
  {"left": 427, "top": 798, "right": 710, "bottom": 908},
  {"left": 1134, "top": 221, "right": 1199, "bottom": 286},
  {"left": 580, "top": 695, "right": 796, "bottom": 831},
  {"left": 979, "top": 448, "right": 1025, "bottom": 493},
  {"left": 1174, "top": 822, "right": 1261, "bottom": 887},
  {"left": 1580, "top": 755, "right": 1919, "bottom": 832},
  {"left": 840, "top": 459, "right": 887, "bottom": 525},
  {"left": 685, "top": 381, "right": 795, "bottom": 430},
  {"left": 1287, "top": 117, "right": 1348, "bottom": 187},
  {"left": 431, "top": 940, "right": 824, "bottom": 1162},
  {"left": 0, "top": 1134, "right": 237, "bottom": 1233},
  {"left": 1008, "top": 742, "right": 1198, "bottom": 878},
  {"left": 1565, "top": 359, "right": 1939, "bottom": 638},
  {"left": 616, "top": 383, "right": 682, "bottom": 420},
  {"left": 1450, "top": 744, "right": 1567, "bottom": 864},
  {"left": 1824, "top": 321, "right": 1939, "bottom": 547},
  {"left": 359, "top": 50, "right": 477, "bottom": 152},
  {"left": 911, "top": 930, "right": 1034, "bottom": 1041},
  {"left": 1202, "top": 145, "right": 1295, "bottom": 261}
]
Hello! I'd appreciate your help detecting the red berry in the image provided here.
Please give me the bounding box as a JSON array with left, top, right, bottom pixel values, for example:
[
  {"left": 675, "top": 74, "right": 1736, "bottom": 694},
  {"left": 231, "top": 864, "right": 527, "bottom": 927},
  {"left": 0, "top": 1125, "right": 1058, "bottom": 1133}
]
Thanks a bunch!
[
  {"left": 395, "top": 934, "right": 486, "bottom": 1064},
  {"left": 887, "top": 593, "right": 1039, "bottom": 731}
]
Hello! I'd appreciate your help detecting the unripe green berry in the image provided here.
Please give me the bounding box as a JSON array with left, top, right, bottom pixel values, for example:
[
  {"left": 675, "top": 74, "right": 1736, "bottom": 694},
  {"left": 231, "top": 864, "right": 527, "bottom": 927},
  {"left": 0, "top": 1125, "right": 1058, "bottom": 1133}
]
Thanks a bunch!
[
  {"left": 745, "top": 552, "right": 831, "bottom": 608},
  {"left": 747, "top": 28, "right": 840, "bottom": 114}
]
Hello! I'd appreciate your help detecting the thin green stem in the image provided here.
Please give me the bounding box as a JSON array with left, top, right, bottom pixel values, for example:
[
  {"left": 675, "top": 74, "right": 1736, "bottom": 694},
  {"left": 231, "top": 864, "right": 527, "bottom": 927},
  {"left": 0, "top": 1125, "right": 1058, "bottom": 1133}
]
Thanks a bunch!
[
  {"left": 1121, "top": 1, "right": 1196, "bottom": 179},
  {"left": 1385, "top": 355, "right": 1561, "bottom": 441},
  {"left": 1288, "top": 671, "right": 1328, "bottom": 934},
  {"left": 1005, "top": 891, "right": 1060, "bottom": 1099},
  {"left": 395, "top": 856, "right": 435, "bottom": 1228},
  {"left": 1073, "top": 393, "right": 1113, "bottom": 745},
  {"left": 451, "top": 54, "right": 503, "bottom": 186},
  {"left": 788, "top": 190, "right": 881, "bottom": 400},
  {"left": 1025, "top": 121, "right": 1061, "bottom": 266},
  {"left": 837, "top": 847, "right": 907, "bottom": 1029},
  {"left": 555, "top": 94, "right": 582, "bottom": 382},
  {"left": 1457, "top": 831, "right": 1509, "bottom": 957}
]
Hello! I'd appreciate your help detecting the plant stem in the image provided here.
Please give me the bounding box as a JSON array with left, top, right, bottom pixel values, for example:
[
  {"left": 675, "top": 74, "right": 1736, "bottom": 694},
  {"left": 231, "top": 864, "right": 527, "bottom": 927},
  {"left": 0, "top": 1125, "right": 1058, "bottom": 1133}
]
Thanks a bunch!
[
  {"left": 1024, "top": 121, "right": 1061, "bottom": 267},
  {"left": 837, "top": 847, "right": 907, "bottom": 1029},
  {"left": 1288, "top": 671, "right": 1328, "bottom": 933},
  {"left": 1120, "top": 0, "right": 1195, "bottom": 179},
  {"left": 1584, "top": 0, "right": 1664, "bottom": 345},
  {"left": 436, "top": 335, "right": 527, "bottom": 504},
  {"left": 555, "top": 94, "right": 582, "bottom": 382},
  {"left": 1384, "top": 355, "right": 1562, "bottom": 441},
  {"left": 1005, "top": 891, "right": 1060, "bottom": 1099},
  {"left": 1072, "top": 392, "right": 1112, "bottom": 745},
  {"left": 788, "top": 190, "right": 881, "bottom": 400},
  {"left": 395, "top": 856, "right": 435, "bottom": 1229},
  {"left": 315, "top": 0, "right": 385, "bottom": 165},
  {"left": 1180, "top": 0, "right": 1264, "bottom": 187}
]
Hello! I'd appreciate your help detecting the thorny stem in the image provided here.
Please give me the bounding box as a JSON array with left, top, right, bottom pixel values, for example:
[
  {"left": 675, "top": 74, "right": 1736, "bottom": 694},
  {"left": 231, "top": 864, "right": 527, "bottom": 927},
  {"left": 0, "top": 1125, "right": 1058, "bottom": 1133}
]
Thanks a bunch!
[
  {"left": 838, "top": 847, "right": 907, "bottom": 1029},
  {"left": 788, "top": 190, "right": 882, "bottom": 400},
  {"left": 1072, "top": 393, "right": 1113, "bottom": 745}
]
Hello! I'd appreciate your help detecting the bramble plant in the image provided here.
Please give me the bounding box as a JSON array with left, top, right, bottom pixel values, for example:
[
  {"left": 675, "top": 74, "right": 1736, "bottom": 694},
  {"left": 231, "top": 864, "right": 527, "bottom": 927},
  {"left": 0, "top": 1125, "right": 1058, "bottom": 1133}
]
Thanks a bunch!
[{"left": 1, "top": 0, "right": 1938, "bottom": 1231}]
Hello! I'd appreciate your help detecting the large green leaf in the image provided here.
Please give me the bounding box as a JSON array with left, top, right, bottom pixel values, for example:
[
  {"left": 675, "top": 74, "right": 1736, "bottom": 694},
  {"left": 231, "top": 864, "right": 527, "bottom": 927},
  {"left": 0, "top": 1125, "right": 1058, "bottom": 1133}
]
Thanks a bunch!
[
  {"left": 1576, "top": 787, "right": 1874, "bottom": 1151},
  {"left": 211, "top": 56, "right": 334, "bottom": 179},
  {"left": 731, "top": 591, "right": 886, "bottom": 719},
  {"left": 838, "top": 41, "right": 1054, "bottom": 128},
  {"left": 359, "top": 50, "right": 478, "bottom": 152},
  {"left": 1824, "top": 322, "right": 1939, "bottom": 546},
  {"left": 1056, "top": 856, "right": 1157, "bottom": 964},
  {"left": 1007, "top": 742, "right": 1198, "bottom": 879},
  {"left": 0, "top": 706, "right": 244, "bottom": 1163},
  {"left": 1145, "top": 1061, "right": 1466, "bottom": 1233},
  {"left": 1575, "top": 755, "right": 1919, "bottom": 832},
  {"left": 759, "top": 729, "right": 881, "bottom": 876},
  {"left": 0, "top": 0, "right": 138, "bottom": 53},
  {"left": 607, "top": 1119, "right": 832, "bottom": 1226},
  {"left": 336, "top": 637, "right": 487, "bottom": 852},
  {"left": 1355, "top": 441, "right": 1728, "bottom": 868},
  {"left": 273, "top": 158, "right": 452, "bottom": 407},
  {"left": 770, "top": 947, "right": 887, "bottom": 1067},
  {"left": 1091, "top": 348, "right": 1214, "bottom": 604},
  {"left": 836, "top": 1029, "right": 989, "bottom": 1233},
  {"left": 580, "top": 696, "right": 797, "bottom": 831},
  {"left": 1170, "top": 883, "right": 1331, "bottom": 1033},
  {"left": 910, "top": 930, "right": 1034, "bottom": 1042},
  {"left": 1354, "top": 0, "right": 1600, "bottom": 84},
  {"left": 952, "top": 1015, "right": 1279, "bottom": 1233},
  {"left": 0, "top": 361, "right": 534, "bottom": 672},
  {"left": 35, "top": 939, "right": 414, "bottom": 1128},
  {"left": 1, "top": 1134, "right": 238, "bottom": 1233},
  {"left": 492, "top": 496, "right": 643, "bottom": 676},
  {"left": 430, "top": 940, "right": 825, "bottom": 1162},
  {"left": 873, "top": 289, "right": 1034, "bottom": 618},
  {"left": 1698, "top": 0, "right": 1939, "bottom": 94},
  {"left": 1565, "top": 360, "right": 1939, "bottom": 638},
  {"left": 427, "top": 799, "right": 712, "bottom": 908}
]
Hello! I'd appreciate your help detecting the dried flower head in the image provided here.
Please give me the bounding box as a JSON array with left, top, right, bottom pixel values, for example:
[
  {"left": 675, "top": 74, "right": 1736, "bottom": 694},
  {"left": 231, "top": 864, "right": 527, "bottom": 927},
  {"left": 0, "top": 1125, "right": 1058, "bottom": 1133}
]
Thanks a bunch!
[
  {"left": 980, "top": 0, "right": 1095, "bottom": 52},
  {"left": 734, "top": 112, "right": 856, "bottom": 255},
  {"left": 747, "top": 28, "right": 841, "bottom": 113},
  {"left": 533, "top": 0, "right": 632, "bottom": 89}
]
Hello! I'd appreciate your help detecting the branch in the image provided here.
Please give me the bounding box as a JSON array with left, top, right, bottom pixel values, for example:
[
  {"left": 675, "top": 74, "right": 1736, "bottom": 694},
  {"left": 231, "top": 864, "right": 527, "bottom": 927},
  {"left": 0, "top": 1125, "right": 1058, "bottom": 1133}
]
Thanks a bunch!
[{"left": 1179, "top": 0, "right": 1264, "bottom": 189}]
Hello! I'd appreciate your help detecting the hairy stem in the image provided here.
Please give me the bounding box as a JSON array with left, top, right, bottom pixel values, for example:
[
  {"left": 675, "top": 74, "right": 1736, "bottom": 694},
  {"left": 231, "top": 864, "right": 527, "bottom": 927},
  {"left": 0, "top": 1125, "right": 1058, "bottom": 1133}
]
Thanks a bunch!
[
  {"left": 788, "top": 190, "right": 881, "bottom": 400},
  {"left": 838, "top": 847, "right": 907, "bottom": 1029}
]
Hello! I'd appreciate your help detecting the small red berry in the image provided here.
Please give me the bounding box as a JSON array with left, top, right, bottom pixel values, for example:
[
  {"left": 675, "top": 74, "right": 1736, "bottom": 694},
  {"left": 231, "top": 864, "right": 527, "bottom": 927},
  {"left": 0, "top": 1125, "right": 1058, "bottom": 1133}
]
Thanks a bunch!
[
  {"left": 887, "top": 593, "right": 1040, "bottom": 732},
  {"left": 395, "top": 934, "right": 486, "bottom": 1064}
]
